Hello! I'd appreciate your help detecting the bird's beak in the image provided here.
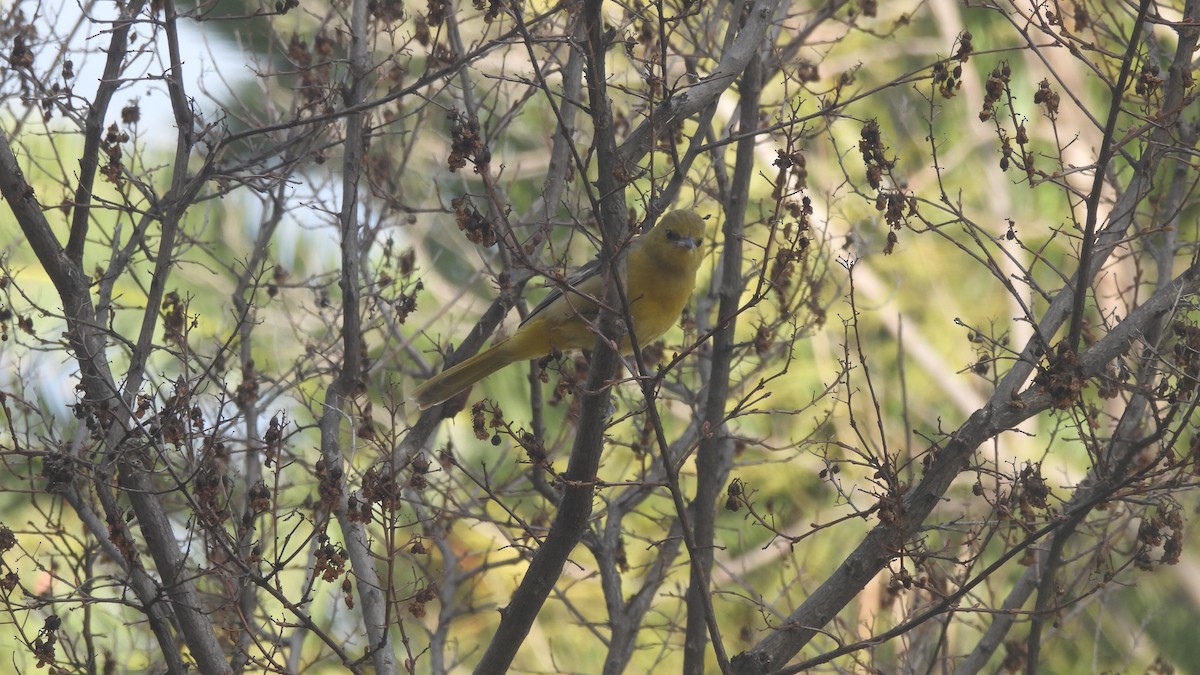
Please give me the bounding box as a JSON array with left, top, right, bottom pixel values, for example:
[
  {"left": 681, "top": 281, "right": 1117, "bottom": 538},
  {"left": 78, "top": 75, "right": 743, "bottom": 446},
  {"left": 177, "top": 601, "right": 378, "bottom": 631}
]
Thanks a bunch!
[{"left": 675, "top": 236, "right": 700, "bottom": 250}]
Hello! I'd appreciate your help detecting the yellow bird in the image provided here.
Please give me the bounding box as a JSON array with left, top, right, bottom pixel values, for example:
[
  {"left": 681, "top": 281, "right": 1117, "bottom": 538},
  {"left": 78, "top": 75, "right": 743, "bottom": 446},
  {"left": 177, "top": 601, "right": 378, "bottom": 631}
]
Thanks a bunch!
[{"left": 412, "top": 210, "right": 707, "bottom": 410}]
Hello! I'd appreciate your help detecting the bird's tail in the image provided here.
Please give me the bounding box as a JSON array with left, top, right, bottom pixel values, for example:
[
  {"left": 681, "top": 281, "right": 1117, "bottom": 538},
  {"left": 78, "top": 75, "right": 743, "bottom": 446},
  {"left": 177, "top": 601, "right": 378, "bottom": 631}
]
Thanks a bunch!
[{"left": 412, "top": 338, "right": 519, "bottom": 410}]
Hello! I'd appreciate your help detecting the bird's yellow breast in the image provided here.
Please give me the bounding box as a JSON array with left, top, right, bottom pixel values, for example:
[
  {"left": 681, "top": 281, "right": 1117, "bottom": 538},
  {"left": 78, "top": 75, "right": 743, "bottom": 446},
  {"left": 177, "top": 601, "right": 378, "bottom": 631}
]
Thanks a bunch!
[{"left": 622, "top": 237, "right": 702, "bottom": 347}]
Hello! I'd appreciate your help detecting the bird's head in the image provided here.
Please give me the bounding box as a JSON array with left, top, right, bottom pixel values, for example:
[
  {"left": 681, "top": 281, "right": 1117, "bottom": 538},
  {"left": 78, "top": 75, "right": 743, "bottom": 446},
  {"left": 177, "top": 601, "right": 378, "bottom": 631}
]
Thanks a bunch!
[{"left": 656, "top": 209, "right": 705, "bottom": 250}]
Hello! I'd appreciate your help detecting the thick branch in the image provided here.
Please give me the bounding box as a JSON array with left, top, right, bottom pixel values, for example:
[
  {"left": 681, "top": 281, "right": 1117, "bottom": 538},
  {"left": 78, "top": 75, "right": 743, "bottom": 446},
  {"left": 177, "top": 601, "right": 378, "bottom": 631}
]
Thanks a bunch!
[
  {"left": 682, "top": 46, "right": 761, "bottom": 675},
  {"left": 315, "top": 0, "right": 396, "bottom": 670},
  {"left": 730, "top": 263, "right": 1200, "bottom": 672},
  {"left": 473, "top": 0, "right": 628, "bottom": 669},
  {"left": 1065, "top": 0, "right": 1152, "bottom": 353},
  {"left": 2, "top": 115, "right": 228, "bottom": 675},
  {"left": 615, "top": 0, "right": 780, "bottom": 170},
  {"left": 65, "top": 0, "right": 148, "bottom": 261}
]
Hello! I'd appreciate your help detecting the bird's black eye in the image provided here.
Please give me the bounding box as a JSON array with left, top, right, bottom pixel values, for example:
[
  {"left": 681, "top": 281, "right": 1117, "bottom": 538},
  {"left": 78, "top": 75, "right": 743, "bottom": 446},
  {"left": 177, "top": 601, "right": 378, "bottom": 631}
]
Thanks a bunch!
[{"left": 666, "top": 230, "right": 679, "bottom": 241}]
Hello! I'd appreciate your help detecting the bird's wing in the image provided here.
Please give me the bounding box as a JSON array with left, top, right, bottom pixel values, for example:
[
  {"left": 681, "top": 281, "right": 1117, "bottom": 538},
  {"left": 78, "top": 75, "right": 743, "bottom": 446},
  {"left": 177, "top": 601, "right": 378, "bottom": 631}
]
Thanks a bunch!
[{"left": 521, "top": 257, "right": 606, "bottom": 325}]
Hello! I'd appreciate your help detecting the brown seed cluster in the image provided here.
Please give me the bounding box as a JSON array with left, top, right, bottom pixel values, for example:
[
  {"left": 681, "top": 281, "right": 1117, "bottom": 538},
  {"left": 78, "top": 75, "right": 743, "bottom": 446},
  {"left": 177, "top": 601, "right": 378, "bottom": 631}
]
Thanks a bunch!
[
  {"left": 447, "top": 113, "right": 491, "bottom": 174},
  {"left": 314, "top": 537, "right": 347, "bottom": 582},
  {"left": 1033, "top": 78, "right": 1060, "bottom": 119},
  {"left": 1036, "top": 345, "right": 1084, "bottom": 410},
  {"left": 1134, "top": 505, "right": 1182, "bottom": 570},
  {"left": 980, "top": 63, "right": 1011, "bottom": 122},
  {"left": 859, "top": 120, "right": 893, "bottom": 190},
  {"left": 316, "top": 458, "right": 344, "bottom": 511},
  {"left": 452, "top": 197, "right": 498, "bottom": 247}
]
